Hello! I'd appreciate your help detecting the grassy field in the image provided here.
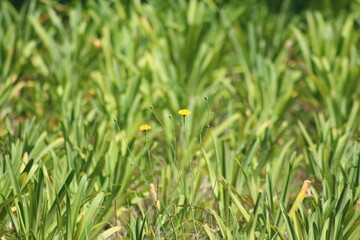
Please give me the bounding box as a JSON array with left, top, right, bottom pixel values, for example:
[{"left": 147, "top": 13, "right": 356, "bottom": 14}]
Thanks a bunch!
[{"left": 1, "top": 0, "right": 360, "bottom": 239}]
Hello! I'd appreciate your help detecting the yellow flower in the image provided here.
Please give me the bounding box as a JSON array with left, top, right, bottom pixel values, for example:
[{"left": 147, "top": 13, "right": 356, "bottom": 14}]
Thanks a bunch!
[
  {"left": 178, "top": 109, "right": 191, "bottom": 116},
  {"left": 139, "top": 124, "right": 151, "bottom": 131}
]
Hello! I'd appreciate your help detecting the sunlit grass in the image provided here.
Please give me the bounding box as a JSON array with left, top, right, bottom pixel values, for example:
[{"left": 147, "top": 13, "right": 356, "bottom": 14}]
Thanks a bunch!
[{"left": 0, "top": 0, "right": 359, "bottom": 239}]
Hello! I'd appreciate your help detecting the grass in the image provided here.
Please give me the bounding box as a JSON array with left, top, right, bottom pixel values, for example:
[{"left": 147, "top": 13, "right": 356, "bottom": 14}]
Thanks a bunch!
[{"left": 0, "top": 0, "right": 359, "bottom": 239}]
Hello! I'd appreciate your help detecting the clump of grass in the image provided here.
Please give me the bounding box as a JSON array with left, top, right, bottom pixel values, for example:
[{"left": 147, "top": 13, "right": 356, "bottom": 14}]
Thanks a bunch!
[{"left": 0, "top": 0, "right": 359, "bottom": 239}]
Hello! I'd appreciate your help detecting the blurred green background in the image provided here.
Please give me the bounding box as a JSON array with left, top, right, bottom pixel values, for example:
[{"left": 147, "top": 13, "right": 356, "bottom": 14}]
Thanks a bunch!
[{"left": 1, "top": 0, "right": 360, "bottom": 239}]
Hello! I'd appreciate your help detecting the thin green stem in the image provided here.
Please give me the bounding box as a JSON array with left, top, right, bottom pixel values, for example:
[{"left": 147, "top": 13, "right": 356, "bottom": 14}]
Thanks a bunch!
[
  {"left": 145, "top": 132, "right": 155, "bottom": 184},
  {"left": 183, "top": 116, "right": 198, "bottom": 239},
  {"left": 113, "top": 119, "right": 178, "bottom": 239},
  {"left": 151, "top": 107, "right": 186, "bottom": 198}
]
